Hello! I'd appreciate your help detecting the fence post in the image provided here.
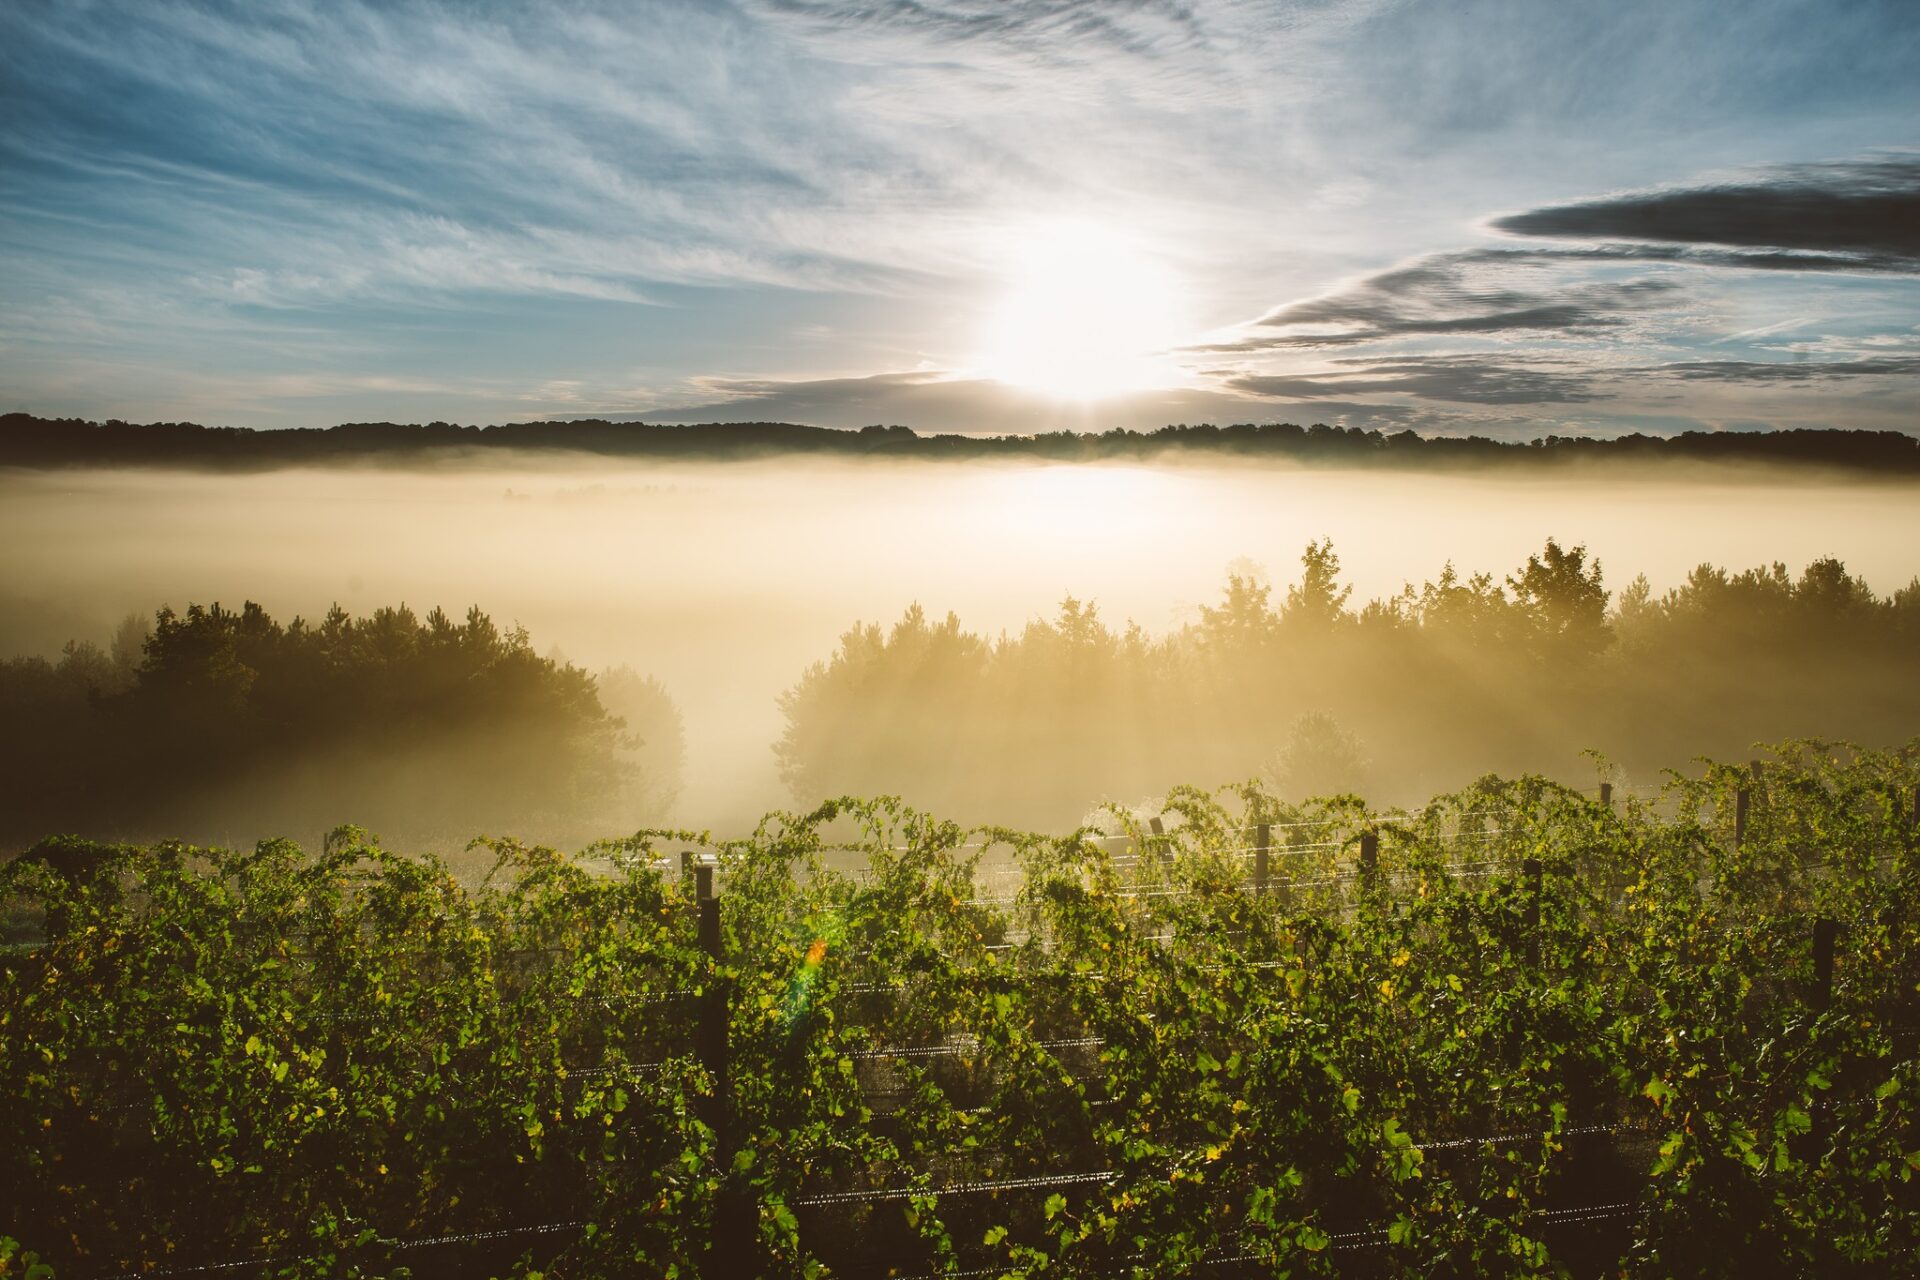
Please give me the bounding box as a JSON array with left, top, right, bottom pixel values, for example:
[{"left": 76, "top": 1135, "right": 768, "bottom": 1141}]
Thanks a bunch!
[
  {"left": 1523, "top": 858, "right": 1543, "bottom": 966},
  {"left": 1254, "top": 823, "right": 1271, "bottom": 897},
  {"left": 1149, "top": 816, "right": 1172, "bottom": 867},
  {"left": 1735, "top": 763, "right": 1766, "bottom": 848},
  {"left": 696, "top": 870, "right": 744, "bottom": 1277},
  {"left": 1598, "top": 781, "right": 1613, "bottom": 809},
  {"left": 1358, "top": 830, "right": 1379, "bottom": 899},
  {"left": 1910, "top": 784, "right": 1919, "bottom": 828},
  {"left": 1812, "top": 917, "right": 1837, "bottom": 1011}
]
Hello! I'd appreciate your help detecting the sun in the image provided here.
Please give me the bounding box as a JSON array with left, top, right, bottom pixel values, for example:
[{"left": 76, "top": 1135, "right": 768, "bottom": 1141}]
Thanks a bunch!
[{"left": 975, "top": 220, "right": 1187, "bottom": 400}]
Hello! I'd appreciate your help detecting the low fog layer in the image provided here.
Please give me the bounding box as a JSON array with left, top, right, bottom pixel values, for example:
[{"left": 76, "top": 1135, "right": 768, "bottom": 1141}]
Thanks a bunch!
[{"left": 3, "top": 456, "right": 1918, "bottom": 840}]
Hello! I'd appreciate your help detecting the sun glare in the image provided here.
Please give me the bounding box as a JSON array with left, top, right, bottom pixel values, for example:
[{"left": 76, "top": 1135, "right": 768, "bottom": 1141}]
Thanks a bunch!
[{"left": 976, "top": 220, "right": 1187, "bottom": 400}]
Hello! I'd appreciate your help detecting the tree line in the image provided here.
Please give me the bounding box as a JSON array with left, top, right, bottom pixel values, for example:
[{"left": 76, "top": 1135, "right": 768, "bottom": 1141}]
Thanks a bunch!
[
  {"left": 0, "top": 602, "right": 683, "bottom": 850},
  {"left": 5, "top": 541, "right": 1916, "bottom": 845},
  {"left": 5, "top": 411, "right": 1918, "bottom": 474},
  {"left": 776, "top": 540, "right": 1920, "bottom": 827}
]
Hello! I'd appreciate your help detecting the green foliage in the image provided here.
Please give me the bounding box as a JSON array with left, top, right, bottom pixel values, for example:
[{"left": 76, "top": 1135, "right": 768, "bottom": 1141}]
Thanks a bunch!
[{"left": 3, "top": 740, "right": 1917, "bottom": 1277}]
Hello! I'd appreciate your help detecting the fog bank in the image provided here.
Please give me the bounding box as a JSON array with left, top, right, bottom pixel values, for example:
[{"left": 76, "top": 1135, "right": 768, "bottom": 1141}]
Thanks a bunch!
[{"left": 4, "top": 456, "right": 1917, "bottom": 834}]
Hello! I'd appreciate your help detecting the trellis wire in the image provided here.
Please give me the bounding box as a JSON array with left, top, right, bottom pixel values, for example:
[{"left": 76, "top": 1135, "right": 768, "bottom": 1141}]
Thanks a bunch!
[
  {"left": 92, "top": 1219, "right": 592, "bottom": 1280},
  {"left": 792, "top": 1168, "right": 1116, "bottom": 1208}
]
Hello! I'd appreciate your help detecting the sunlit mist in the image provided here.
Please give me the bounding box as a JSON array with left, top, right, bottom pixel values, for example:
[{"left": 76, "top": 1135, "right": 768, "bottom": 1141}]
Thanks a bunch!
[{"left": 5, "top": 454, "right": 1918, "bottom": 840}]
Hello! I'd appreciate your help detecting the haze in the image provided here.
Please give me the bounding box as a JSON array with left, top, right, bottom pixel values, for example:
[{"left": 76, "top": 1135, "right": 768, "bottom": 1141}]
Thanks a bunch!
[{"left": 5, "top": 456, "right": 1916, "bottom": 834}]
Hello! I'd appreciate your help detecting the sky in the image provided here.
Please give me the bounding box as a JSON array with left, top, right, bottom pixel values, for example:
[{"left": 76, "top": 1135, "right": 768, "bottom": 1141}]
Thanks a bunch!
[{"left": 2, "top": 0, "right": 1917, "bottom": 437}]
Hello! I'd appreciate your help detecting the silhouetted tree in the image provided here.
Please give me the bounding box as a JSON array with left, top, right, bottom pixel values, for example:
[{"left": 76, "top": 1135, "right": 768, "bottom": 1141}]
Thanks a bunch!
[
  {"left": 0, "top": 602, "right": 682, "bottom": 850},
  {"left": 775, "top": 538, "right": 1920, "bottom": 826},
  {"left": 1504, "top": 538, "right": 1609, "bottom": 665},
  {"left": 598, "top": 665, "right": 688, "bottom": 823},
  {"left": 1268, "top": 712, "right": 1371, "bottom": 800},
  {"left": 1197, "top": 574, "right": 1280, "bottom": 655},
  {"left": 1282, "top": 538, "right": 1353, "bottom": 629}
]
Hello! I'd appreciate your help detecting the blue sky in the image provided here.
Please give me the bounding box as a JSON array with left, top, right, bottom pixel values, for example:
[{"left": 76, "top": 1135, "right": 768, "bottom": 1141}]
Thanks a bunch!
[{"left": 2, "top": 0, "right": 1916, "bottom": 435}]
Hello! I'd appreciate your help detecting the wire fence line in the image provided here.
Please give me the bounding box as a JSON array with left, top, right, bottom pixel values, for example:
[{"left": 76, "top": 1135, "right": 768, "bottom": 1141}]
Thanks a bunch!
[
  {"left": 58, "top": 988, "right": 1863, "bottom": 1280},
  {"left": 793, "top": 1168, "right": 1117, "bottom": 1208},
  {"left": 635, "top": 797, "right": 1621, "bottom": 880},
  {"left": 60, "top": 1112, "right": 1696, "bottom": 1280},
  {"left": 853, "top": 1197, "right": 1648, "bottom": 1279},
  {"left": 93, "top": 1219, "right": 596, "bottom": 1280},
  {"left": 435, "top": 779, "right": 1909, "bottom": 896},
  {"left": 961, "top": 844, "right": 1901, "bottom": 911},
  {"left": 790, "top": 1132, "right": 1655, "bottom": 1209},
  {"left": 635, "top": 790, "right": 1905, "bottom": 905},
  {"left": 43, "top": 782, "right": 1911, "bottom": 1280},
  {"left": 60, "top": 845, "right": 1873, "bottom": 1123}
]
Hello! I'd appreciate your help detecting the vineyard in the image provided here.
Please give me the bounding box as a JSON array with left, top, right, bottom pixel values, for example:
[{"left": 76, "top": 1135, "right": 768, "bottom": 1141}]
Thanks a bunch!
[{"left": 5, "top": 739, "right": 1919, "bottom": 1279}]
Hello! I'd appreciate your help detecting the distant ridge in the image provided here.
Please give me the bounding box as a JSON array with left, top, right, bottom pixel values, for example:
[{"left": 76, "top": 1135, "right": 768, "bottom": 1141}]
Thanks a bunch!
[{"left": 3, "top": 412, "right": 1917, "bottom": 475}]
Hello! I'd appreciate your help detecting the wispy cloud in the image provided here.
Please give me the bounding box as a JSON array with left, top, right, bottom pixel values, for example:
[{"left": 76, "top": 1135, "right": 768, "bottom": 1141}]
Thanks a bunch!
[
  {"left": 1187, "top": 154, "right": 1920, "bottom": 433},
  {"left": 1199, "top": 251, "right": 1683, "bottom": 352},
  {"left": 2, "top": 2, "right": 1918, "bottom": 431},
  {"left": 763, "top": 0, "right": 1209, "bottom": 63}
]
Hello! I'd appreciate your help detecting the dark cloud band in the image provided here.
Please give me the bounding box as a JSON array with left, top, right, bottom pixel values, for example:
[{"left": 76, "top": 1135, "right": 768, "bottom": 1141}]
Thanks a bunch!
[
  {"left": 1626, "top": 356, "right": 1920, "bottom": 383},
  {"left": 1493, "top": 157, "right": 1920, "bottom": 269},
  {"left": 1228, "top": 356, "right": 1603, "bottom": 405}
]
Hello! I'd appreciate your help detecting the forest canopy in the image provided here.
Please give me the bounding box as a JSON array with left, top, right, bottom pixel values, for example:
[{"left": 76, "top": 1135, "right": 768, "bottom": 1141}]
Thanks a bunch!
[
  {"left": 0, "top": 602, "right": 684, "bottom": 850},
  {"left": 777, "top": 540, "right": 1920, "bottom": 827},
  {"left": 4, "top": 412, "right": 1919, "bottom": 474},
  {"left": 6, "top": 541, "right": 1917, "bottom": 846}
]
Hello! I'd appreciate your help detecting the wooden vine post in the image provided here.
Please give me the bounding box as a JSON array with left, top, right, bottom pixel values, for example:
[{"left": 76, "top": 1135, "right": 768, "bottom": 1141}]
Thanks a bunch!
[
  {"left": 1523, "top": 858, "right": 1543, "bottom": 966},
  {"left": 1598, "top": 781, "right": 1613, "bottom": 809},
  {"left": 1734, "top": 759, "right": 1765, "bottom": 850},
  {"left": 1253, "top": 823, "right": 1271, "bottom": 897},
  {"left": 1358, "top": 830, "right": 1380, "bottom": 902},
  {"left": 695, "top": 864, "right": 747, "bottom": 1278},
  {"left": 1812, "top": 916, "right": 1837, "bottom": 1011}
]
